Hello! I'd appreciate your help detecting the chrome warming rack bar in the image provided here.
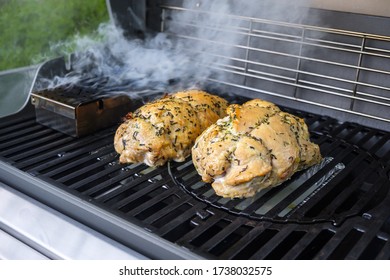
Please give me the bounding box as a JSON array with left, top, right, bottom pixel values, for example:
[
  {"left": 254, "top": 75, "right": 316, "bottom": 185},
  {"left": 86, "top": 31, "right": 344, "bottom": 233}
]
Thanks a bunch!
[{"left": 160, "top": 5, "right": 390, "bottom": 130}]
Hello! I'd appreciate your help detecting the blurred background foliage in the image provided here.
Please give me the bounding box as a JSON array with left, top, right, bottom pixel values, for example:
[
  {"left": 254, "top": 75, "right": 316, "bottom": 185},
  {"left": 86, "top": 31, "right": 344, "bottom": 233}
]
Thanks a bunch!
[{"left": 0, "top": 0, "right": 109, "bottom": 71}]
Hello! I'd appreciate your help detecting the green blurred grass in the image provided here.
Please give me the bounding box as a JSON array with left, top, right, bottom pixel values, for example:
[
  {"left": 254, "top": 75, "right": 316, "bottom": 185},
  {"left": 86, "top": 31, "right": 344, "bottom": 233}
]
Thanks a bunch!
[{"left": 0, "top": 0, "right": 109, "bottom": 71}]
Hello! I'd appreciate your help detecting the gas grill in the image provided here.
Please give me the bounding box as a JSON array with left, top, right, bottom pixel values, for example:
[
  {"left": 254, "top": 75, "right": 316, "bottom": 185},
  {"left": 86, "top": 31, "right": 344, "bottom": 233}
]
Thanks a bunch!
[{"left": 0, "top": 0, "right": 390, "bottom": 259}]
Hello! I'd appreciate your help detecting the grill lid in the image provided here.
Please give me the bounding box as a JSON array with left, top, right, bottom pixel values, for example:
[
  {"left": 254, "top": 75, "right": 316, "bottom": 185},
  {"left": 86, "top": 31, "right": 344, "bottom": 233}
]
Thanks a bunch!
[{"left": 0, "top": 65, "right": 39, "bottom": 118}]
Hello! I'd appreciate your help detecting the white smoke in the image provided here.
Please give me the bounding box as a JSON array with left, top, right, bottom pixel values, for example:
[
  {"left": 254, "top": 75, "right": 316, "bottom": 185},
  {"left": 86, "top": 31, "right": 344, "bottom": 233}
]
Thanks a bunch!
[
  {"left": 36, "top": 0, "right": 312, "bottom": 95},
  {"left": 37, "top": 23, "right": 194, "bottom": 93}
]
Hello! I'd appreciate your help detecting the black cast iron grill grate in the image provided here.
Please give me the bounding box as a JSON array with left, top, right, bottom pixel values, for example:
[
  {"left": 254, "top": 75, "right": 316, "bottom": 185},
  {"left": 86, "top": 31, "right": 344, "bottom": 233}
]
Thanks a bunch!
[
  {"left": 0, "top": 96, "right": 390, "bottom": 259},
  {"left": 170, "top": 134, "right": 388, "bottom": 225}
]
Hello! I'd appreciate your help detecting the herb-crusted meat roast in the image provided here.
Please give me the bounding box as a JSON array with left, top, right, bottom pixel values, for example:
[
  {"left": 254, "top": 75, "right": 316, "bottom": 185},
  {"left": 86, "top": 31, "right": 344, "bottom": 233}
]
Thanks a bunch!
[
  {"left": 191, "top": 99, "right": 322, "bottom": 198},
  {"left": 114, "top": 90, "right": 229, "bottom": 166}
]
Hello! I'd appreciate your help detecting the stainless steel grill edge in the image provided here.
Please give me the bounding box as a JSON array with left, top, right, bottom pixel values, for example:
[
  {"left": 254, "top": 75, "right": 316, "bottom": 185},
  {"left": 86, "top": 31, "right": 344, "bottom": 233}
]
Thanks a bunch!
[{"left": 0, "top": 0, "right": 389, "bottom": 259}]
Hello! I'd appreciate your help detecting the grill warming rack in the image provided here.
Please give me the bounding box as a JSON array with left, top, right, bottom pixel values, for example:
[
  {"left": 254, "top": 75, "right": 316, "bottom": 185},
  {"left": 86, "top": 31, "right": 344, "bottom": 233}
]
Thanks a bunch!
[{"left": 159, "top": 4, "right": 390, "bottom": 131}]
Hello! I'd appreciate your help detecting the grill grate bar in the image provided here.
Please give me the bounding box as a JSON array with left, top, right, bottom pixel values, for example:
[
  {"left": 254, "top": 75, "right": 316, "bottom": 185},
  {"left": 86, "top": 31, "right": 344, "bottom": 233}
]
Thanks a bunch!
[
  {"left": 309, "top": 156, "right": 377, "bottom": 222},
  {"left": 347, "top": 222, "right": 386, "bottom": 259},
  {"left": 143, "top": 196, "right": 194, "bottom": 226},
  {"left": 0, "top": 118, "right": 36, "bottom": 133},
  {"left": 285, "top": 227, "right": 333, "bottom": 259},
  {"left": 96, "top": 167, "right": 165, "bottom": 204},
  {"left": 126, "top": 188, "right": 184, "bottom": 219},
  {"left": 39, "top": 145, "right": 112, "bottom": 178},
  {"left": 197, "top": 217, "right": 248, "bottom": 254},
  {"left": 354, "top": 129, "right": 379, "bottom": 148},
  {"left": 170, "top": 131, "right": 387, "bottom": 225},
  {"left": 250, "top": 224, "right": 300, "bottom": 259},
  {"left": 157, "top": 203, "right": 205, "bottom": 236},
  {"left": 80, "top": 164, "right": 147, "bottom": 197},
  {"left": 23, "top": 136, "right": 114, "bottom": 174},
  {"left": 329, "top": 230, "right": 365, "bottom": 259},
  {"left": 215, "top": 220, "right": 257, "bottom": 259},
  {"left": 338, "top": 126, "right": 364, "bottom": 142},
  {"left": 123, "top": 187, "right": 178, "bottom": 217},
  {"left": 55, "top": 151, "right": 117, "bottom": 184},
  {"left": 382, "top": 151, "right": 390, "bottom": 165},
  {"left": 329, "top": 164, "right": 388, "bottom": 218},
  {"left": 0, "top": 124, "right": 48, "bottom": 144},
  {"left": 224, "top": 223, "right": 278, "bottom": 260},
  {"left": 368, "top": 133, "right": 390, "bottom": 155},
  {"left": 329, "top": 122, "right": 356, "bottom": 137},
  {"left": 287, "top": 149, "right": 356, "bottom": 220},
  {"left": 238, "top": 138, "right": 351, "bottom": 219},
  {"left": 203, "top": 193, "right": 226, "bottom": 205},
  {"left": 305, "top": 116, "right": 336, "bottom": 133},
  {"left": 89, "top": 164, "right": 145, "bottom": 196},
  {"left": 329, "top": 124, "right": 390, "bottom": 161},
  {"left": 0, "top": 128, "right": 54, "bottom": 152},
  {"left": 376, "top": 238, "right": 390, "bottom": 259},
  {"left": 312, "top": 220, "right": 361, "bottom": 259},
  {"left": 257, "top": 159, "right": 340, "bottom": 219},
  {"left": 114, "top": 182, "right": 169, "bottom": 216},
  {"left": 6, "top": 135, "right": 74, "bottom": 162},
  {"left": 175, "top": 210, "right": 229, "bottom": 246},
  {"left": 109, "top": 174, "right": 170, "bottom": 210},
  {"left": 1, "top": 133, "right": 66, "bottom": 158},
  {"left": 67, "top": 160, "right": 125, "bottom": 190}
]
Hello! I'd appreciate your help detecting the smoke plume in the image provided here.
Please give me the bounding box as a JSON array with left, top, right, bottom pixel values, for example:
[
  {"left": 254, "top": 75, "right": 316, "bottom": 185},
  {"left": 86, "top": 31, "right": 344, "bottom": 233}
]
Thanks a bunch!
[{"left": 36, "top": 0, "right": 311, "bottom": 96}]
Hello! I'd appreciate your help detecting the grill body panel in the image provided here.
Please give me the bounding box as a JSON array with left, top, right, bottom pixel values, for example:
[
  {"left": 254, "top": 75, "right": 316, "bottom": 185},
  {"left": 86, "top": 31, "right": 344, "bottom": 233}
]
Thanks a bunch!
[{"left": 1, "top": 0, "right": 390, "bottom": 259}]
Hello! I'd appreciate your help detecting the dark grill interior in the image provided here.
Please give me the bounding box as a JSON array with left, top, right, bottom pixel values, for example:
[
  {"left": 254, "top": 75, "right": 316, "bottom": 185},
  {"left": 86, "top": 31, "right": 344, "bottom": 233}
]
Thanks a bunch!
[{"left": 1, "top": 94, "right": 389, "bottom": 259}]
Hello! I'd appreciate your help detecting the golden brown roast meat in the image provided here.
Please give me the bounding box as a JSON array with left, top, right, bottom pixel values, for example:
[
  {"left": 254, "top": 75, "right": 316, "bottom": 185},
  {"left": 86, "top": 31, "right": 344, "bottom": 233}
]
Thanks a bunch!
[
  {"left": 191, "top": 99, "right": 322, "bottom": 198},
  {"left": 114, "top": 90, "right": 229, "bottom": 166}
]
